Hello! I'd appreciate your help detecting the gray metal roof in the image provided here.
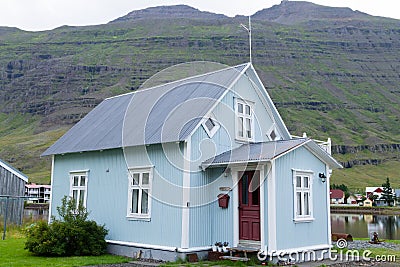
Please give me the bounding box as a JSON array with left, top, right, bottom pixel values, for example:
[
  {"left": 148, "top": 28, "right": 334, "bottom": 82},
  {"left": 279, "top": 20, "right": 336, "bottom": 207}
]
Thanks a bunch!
[
  {"left": 202, "top": 138, "right": 308, "bottom": 166},
  {"left": 202, "top": 138, "right": 342, "bottom": 169},
  {"left": 42, "top": 63, "right": 248, "bottom": 156}
]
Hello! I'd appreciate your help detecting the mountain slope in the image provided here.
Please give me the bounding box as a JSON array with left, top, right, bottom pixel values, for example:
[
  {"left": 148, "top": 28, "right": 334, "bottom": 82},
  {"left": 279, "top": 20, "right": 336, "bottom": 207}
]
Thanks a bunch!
[
  {"left": 252, "top": 1, "right": 390, "bottom": 25},
  {"left": 0, "top": 2, "right": 399, "bottom": 189},
  {"left": 110, "top": 5, "right": 228, "bottom": 23}
]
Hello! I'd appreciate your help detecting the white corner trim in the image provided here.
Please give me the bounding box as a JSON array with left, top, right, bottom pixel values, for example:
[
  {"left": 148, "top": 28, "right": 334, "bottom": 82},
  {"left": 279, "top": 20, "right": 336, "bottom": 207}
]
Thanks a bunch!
[
  {"left": 48, "top": 155, "right": 55, "bottom": 224},
  {"left": 232, "top": 169, "right": 239, "bottom": 246},
  {"left": 267, "top": 159, "right": 277, "bottom": 251},
  {"left": 326, "top": 165, "right": 332, "bottom": 245},
  {"left": 259, "top": 164, "right": 266, "bottom": 252},
  {"left": 181, "top": 139, "right": 191, "bottom": 249}
]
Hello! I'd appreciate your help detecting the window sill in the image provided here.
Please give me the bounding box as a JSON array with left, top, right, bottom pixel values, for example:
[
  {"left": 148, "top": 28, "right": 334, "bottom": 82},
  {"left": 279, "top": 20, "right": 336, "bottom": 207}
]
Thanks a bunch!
[
  {"left": 126, "top": 215, "right": 151, "bottom": 222},
  {"left": 235, "top": 138, "right": 255, "bottom": 144},
  {"left": 293, "top": 217, "right": 315, "bottom": 223}
]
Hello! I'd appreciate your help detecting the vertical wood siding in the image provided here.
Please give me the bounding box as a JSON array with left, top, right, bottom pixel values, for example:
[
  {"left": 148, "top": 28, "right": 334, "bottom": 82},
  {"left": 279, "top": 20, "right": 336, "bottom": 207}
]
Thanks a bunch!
[
  {"left": 274, "top": 147, "right": 329, "bottom": 250},
  {"left": 0, "top": 166, "right": 25, "bottom": 224},
  {"left": 52, "top": 144, "right": 184, "bottom": 248}
]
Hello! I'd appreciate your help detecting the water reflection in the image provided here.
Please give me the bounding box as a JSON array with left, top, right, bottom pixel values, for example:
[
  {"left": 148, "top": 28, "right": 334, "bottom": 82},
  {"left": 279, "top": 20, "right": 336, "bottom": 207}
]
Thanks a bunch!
[{"left": 331, "top": 213, "right": 400, "bottom": 240}]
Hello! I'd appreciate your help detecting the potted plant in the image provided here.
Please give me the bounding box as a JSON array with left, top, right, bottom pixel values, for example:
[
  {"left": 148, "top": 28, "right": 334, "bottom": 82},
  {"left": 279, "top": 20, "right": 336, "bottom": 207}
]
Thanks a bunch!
[{"left": 222, "top": 242, "right": 229, "bottom": 252}]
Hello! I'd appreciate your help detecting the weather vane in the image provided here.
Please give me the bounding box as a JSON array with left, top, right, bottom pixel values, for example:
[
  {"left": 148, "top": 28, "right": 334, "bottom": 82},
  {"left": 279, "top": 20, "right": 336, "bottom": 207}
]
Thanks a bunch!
[{"left": 240, "top": 16, "right": 252, "bottom": 63}]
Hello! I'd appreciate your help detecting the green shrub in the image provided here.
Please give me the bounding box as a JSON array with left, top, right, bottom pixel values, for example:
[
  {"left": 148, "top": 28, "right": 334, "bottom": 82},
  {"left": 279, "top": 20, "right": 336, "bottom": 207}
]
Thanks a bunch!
[{"left": 24, "top": 196, "right": 108, "bottom": 256}]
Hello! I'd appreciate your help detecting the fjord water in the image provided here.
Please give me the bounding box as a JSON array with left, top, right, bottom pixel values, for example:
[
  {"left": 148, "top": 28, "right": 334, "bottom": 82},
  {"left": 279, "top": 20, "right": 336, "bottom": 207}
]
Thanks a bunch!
[{"left": 331, "top": 213, "right": 400, "bottom": 240}]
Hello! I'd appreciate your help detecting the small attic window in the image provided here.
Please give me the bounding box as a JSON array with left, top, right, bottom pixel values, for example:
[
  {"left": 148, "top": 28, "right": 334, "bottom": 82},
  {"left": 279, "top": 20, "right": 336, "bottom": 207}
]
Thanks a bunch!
[
  {"left": 270, "top": 130, "right": 277, "bottom": 141},
  {"left": 202, "top": 117, "right": 220, "bottom": 138},
  {"left": 268, "top": 126, "right": 280, "bottom": 141}
]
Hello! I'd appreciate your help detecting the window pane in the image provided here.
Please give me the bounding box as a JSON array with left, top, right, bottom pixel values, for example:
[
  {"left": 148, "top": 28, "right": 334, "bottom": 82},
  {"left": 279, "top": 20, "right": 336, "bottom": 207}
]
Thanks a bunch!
[
  {"left": 238, "top": 103, "right": 243, "bottom": 113},
  {"left": 73, "top": 176, "right": 79, "bottom": 186},
  {"left": 297, "top": 192, "right": 302, "bottom": 215},
  {"left": 246, "top": 118, "right": 251, "bottom": 138},
  {"left": 252, "top": 188, "right": 259, "bottom": 205},
  {"left": 141, "top": 189, "right": 149, "bottom": 214},
  {"left": 80, "top": 176, "right": 86, "bottom": 186},
  {"left": 303, "top": 177, "right": 309, "bottom": 188},
  {"left": 238, "top": 117, "right": 244, "bottom": 137},
  {"left": 304, "top": 192, "right": 310, "bottom": 215},
  {"left": 72, "top": 190, "right": 78, "bottom": 204},
  {"left": 245, "top": 105, "right": 251, "bottom": 115},
  {"left": 241, "top": 175, "right": 248, "bottom": 205},
  {"left": 131, "top": 189, "right": 139, "bottom": 213},
  {"left": 205, "top": 118, "right": 215, "bottom": 131},
  {"left": 142, "top": 173, "right": 149, "bottom": 185},
  {"left": 79, "top": 190, "right": 85, "bottom": 206},
  {"left": 296, "top": 176, "right": 302, "bottom": 187},
  {"left": 132, "top": 173, "right": 139, "bottom": 185}
]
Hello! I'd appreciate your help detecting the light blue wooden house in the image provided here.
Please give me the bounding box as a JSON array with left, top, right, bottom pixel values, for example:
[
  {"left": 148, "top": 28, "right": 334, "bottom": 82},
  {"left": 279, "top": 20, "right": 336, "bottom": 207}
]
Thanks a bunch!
[{"left": 43, "top": 63, "right": 342, "bottom": 262}]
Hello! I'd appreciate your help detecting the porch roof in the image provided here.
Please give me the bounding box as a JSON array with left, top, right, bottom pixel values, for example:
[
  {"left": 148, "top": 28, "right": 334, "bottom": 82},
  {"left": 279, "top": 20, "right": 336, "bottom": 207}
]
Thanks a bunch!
[{"left": 202, "top": 138, "right": 342, "bottom": 169}]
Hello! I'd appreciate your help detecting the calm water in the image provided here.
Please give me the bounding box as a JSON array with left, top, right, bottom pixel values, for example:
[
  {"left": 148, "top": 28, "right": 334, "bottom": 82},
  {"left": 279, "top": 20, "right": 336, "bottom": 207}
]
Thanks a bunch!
[{"left": 331, "top": 213, "right": 400, "bottom": 240}]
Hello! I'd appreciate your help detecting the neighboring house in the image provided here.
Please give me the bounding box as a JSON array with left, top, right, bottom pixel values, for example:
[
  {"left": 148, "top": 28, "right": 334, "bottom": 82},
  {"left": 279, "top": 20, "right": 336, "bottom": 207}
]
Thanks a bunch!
[
  {"left": 25, "top": 184, "right": 51, "bottom": 203},
  {"left": 42, "top": 63, "right": 342, "bottom": 262},
  {"left": 395, "top": 189, "right": 400, "bottom": 205},
  {"left": 366, "top": 186, "right": 396, "bottom": 206},
  {"left": 330, "top": 189, "right": 344, "bottom": 204},
  {"left": 346, "top": 195, "right": 357, "bottom": 205},
  {"left": 0, "top": 159, "right": 28, "bottom": 224},
  {"left": 363, "top": 199, "right": 373, "bottom": 207}
]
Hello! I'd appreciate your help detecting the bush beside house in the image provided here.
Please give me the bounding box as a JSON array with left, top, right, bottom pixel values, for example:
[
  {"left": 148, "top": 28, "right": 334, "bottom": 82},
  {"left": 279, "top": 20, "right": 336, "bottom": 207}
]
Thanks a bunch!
[{"left": 24, "top": 196, "right": 108, "bottom": 256}]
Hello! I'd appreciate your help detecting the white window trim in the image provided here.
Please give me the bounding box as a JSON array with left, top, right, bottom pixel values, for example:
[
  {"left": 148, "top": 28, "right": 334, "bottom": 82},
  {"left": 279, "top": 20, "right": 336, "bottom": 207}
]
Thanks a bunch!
[
  {"left": 202, "top": 115, "right": 220, "bottom": 138},
  {"left": 69, "top": 171, "right": 89, "bottom": 209},
  {"left": 292, "top": 170, "right": 314, "bottom": 222},
  {"left": 234, "top": 98, "right": 255, "bottom": 142},
  {"left": 127, "top": 167, "right": 153, "bottom": 220}
]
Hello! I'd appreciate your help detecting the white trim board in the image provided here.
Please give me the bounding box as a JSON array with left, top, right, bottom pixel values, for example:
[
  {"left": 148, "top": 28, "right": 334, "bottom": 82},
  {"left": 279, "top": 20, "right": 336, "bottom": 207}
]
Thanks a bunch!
[
  {"left": 106, "top": 239, "right": 211, "bottom": 253},
  {"left": 0, "top": 159, "right": 28, "bottom": 182},
  {"left": 181, "top": 139, "right": 191, "bottom": 249}
]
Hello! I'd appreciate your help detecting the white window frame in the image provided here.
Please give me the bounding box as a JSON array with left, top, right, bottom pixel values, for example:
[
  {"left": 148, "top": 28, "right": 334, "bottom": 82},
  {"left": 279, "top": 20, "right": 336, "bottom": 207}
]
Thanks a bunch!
[
  {"left": 235, "top": 98, "right": 255, "bottom": 142},
  {"left": 202, "top": 115, "right": 220, "bottom": 138},
  {"left": 69, "top": 170, "right": 89, "bottom": 209},
  {"left": 292, "top": 170, "right": 314, "bottom": 222},
  {"left": 127, "top": 167, "right": 153, "bottom": 220}
]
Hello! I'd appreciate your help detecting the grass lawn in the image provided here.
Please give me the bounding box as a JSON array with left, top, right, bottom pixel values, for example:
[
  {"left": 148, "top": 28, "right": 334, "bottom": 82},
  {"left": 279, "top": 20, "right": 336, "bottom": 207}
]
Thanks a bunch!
[
  {"left": 0, "top": 238, "right": 130, "bottom": 267},
  {"left": 353, "top": 238, "right": 400, "bottom": 261}
]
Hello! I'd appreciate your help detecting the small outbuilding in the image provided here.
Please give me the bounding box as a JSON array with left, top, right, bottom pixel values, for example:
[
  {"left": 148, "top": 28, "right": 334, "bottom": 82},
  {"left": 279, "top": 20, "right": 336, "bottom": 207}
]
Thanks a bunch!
[{"left": 0, "top": 159, "right": 28, "bottom": 224}]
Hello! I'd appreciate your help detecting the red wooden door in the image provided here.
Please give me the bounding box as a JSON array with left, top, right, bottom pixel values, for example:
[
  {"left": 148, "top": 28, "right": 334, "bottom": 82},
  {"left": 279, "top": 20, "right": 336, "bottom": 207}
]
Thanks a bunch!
[{"left": 239, "top": 171, "right": 260, "bottom": 241}]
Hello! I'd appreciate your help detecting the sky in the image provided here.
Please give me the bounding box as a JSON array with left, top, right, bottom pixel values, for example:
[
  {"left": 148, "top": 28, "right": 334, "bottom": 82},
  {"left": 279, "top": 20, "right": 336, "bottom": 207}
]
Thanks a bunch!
[{"left": 1, "top": 0, "right": 400, "bottom": 32}]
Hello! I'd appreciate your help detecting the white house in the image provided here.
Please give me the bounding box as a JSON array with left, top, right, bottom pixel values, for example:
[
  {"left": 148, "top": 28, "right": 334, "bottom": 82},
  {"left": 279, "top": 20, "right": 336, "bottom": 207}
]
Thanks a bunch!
[
  {"left": 43, "top": 63, "right": 342, "bottom": 263},
  {"left": 25, "top": 184, "right": 51, "bottom": 203}
]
